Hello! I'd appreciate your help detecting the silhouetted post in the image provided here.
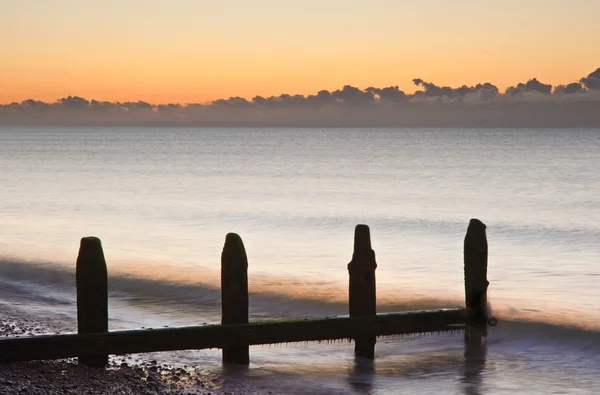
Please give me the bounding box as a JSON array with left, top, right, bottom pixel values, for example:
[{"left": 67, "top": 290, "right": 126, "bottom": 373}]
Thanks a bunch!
[
  {"left": 464, "top": 219, "right": 489, "bottom": 345},
  {"left": 221, "top": 233, "right": 249, "bottom": 365},
  {"left": 348, "top": 224, "right": 377, "bottom": 358},
  {"left": 76, "top": 237, "right": 108, "bottom": 367}
]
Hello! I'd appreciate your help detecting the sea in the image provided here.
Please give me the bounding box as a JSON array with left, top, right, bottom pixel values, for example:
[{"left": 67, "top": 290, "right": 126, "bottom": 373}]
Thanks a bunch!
[{"left": 1, "top": 127, "right": 599, "bottom": 394}]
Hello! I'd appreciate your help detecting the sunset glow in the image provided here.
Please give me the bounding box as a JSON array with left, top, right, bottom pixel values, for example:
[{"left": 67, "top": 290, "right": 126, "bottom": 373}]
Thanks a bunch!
[{"left": 1, "top": 0, "right": 599, "bottom": 104}]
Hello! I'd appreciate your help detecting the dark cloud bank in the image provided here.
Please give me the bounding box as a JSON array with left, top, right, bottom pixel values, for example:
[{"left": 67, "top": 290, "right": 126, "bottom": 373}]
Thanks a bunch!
[{"left": 1, "top": 68, "right": 599, "bottom": 127}]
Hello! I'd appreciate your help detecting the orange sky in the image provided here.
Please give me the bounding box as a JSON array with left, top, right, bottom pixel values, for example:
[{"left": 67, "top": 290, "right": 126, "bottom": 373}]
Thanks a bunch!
[{"left": 1, "top": 0, "right": 599, "bottom": 104}]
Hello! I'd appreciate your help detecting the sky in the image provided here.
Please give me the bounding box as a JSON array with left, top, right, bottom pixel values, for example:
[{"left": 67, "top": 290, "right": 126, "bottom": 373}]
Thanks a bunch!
[{"left": 1, "top": 0, "right": 599, "bottom": 104}]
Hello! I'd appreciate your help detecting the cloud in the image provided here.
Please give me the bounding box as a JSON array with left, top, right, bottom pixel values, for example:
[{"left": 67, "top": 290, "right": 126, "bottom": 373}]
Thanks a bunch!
[
  {"left": 121, "top": 101, "right": 153, "bottom": 111},
  {"left": 331, "top": 85, "right": 376, "bottom": 106},
  {"left": 157, "top": 103, "right": 183, "bottom": 111},
  {"left": 365, "top": 86, "right": 407, "bottom": 103},
  {"left": 57, "top": 95, "right": 90, "bottom": 109},
  {"left": 1, "top": 67, "right": 599, "bottom": 127},
  {"left": 90, "top": 100, "right": 118, "bottom": 111},
  {"left": 580, "top": 68, "right": 600, "bottom": 90},
  {"left": 554, "top": 82, "right": 585, "bottom": 95},
  {"left": 410, "top": 79, "right": 500, "bottom": 103},
  {"left": 303, "top": 90, "right": 336, "bottom": 108},
  {"left": 251, "top": 93, "right": 307, "bottom": 108},
  {"left": 506, "top": 78, "right": 552, "bottom": 96}
]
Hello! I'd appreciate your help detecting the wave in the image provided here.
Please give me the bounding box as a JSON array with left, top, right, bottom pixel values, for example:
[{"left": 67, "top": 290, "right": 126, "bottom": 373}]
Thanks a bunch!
[
  {"left": 2, "top": 256, "right": 600, "bottom": 346},
  {"left": 0, "top": 256, "right": 461, "bottom": 319},
  {"left": 179, "top": 210, "right": 600, "bottom": 249}
]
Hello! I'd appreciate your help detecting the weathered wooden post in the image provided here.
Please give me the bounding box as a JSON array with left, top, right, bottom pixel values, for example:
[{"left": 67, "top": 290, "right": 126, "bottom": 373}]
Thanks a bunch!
[
  {"left": 76, "top": 236, "right": 109, "bottom": 367},
  {"left": 221, "top": 233, "right": 249, "bottom": 365},
  {"left": 464, "top": 219, "right": 489, "bottom": 344},
  {"left": 348, "top": 224, "right": 377, "bottom": 358}
]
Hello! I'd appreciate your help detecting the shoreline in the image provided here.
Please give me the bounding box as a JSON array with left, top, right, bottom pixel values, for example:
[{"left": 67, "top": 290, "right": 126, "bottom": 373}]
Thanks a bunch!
[{"left": 0, "top": 307, "right": 267, "bottom": 395}]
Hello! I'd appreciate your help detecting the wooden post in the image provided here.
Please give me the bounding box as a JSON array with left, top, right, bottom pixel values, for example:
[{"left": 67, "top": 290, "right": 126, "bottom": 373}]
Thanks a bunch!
[
  {"left": 464, "top": 219, "right": 489, "bottom": 344},
  {"left": 76, "top": 236, "right": 108, "bottom": 367},
  {"left": 348, "top": 224, "right": 377, "bottom": 358},
  {"left": 221, "top": 233, "right": 249, "bottom": 365}
]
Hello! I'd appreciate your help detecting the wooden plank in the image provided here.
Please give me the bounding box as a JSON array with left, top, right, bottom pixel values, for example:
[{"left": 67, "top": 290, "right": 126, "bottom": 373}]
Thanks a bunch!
[
  {"left": 0, "top": 309, "right": 468, "bottom": 364},
  {"left": 221, "top": 233, "right": 250, "bottom": 365},
  {"left": 464, "top": 218, "right": 489, "bottom": 344},
  {"left": 348, "top": 224, "right": 377, "bottom": 358},
  {"left": 76, "top": 236, "right": 108, "bottom": 367}
]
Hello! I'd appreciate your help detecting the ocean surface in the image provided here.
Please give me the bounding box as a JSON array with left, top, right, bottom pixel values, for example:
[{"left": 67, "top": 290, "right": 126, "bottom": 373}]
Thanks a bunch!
[{"left": 1, "top": 127, "right": 600, "bottom": 394}]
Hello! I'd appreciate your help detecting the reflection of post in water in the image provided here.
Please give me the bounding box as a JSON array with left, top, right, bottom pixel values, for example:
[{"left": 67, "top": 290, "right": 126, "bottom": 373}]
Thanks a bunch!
[
  {"left": 463, "top": 341, "right": 486, "bottom": 395},
  {"left": 348, "top": 356, "right": 375, "bottom": 394},
  {"left": 462, "top": 219, "right": 489, "bottom": 395},
  {"left": 221, "top": 361, "right": 250, "bottom": 376}
]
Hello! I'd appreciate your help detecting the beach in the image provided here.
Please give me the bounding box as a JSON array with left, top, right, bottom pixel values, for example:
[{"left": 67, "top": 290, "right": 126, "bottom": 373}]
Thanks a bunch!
[
  {"left": 1, "top": 127, "right": 600, "bottom": 394},
  {"left": 0, "top": 305, "right": 264, "bottom": 395}
]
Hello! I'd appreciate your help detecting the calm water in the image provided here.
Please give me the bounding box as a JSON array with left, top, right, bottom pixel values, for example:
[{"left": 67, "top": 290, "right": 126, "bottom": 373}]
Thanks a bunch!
[{"left": 1, "top": 127, "right": 600, "bottom": 394}]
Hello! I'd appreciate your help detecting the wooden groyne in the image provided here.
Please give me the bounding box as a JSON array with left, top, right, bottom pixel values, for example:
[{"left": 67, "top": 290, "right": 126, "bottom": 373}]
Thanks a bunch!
[{"left": 0, "top": 218, "right": 495, "bottom": 367}]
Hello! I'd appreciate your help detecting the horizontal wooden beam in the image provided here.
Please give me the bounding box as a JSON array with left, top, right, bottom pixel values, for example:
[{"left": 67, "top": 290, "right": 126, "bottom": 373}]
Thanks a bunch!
[{"left": 0, "top": 308, "right": 468, "bottom": 363}]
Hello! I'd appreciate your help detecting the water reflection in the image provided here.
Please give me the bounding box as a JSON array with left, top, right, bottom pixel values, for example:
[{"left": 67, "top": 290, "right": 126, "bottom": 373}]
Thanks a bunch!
[
  {"left": 348, "top": 356, "right": 375, "bottom": 394},
  {"left": 462, "top": 340, "right": 487, "bottom": 395},
  {"left": 221, "top": 361, "right": 250, "bottom": 375}
]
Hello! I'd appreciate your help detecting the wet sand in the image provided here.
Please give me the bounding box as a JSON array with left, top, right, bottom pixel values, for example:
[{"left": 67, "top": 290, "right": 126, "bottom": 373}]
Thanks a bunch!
[{"left": 0, "top": 309, "right": 266, "bottom": 395}]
